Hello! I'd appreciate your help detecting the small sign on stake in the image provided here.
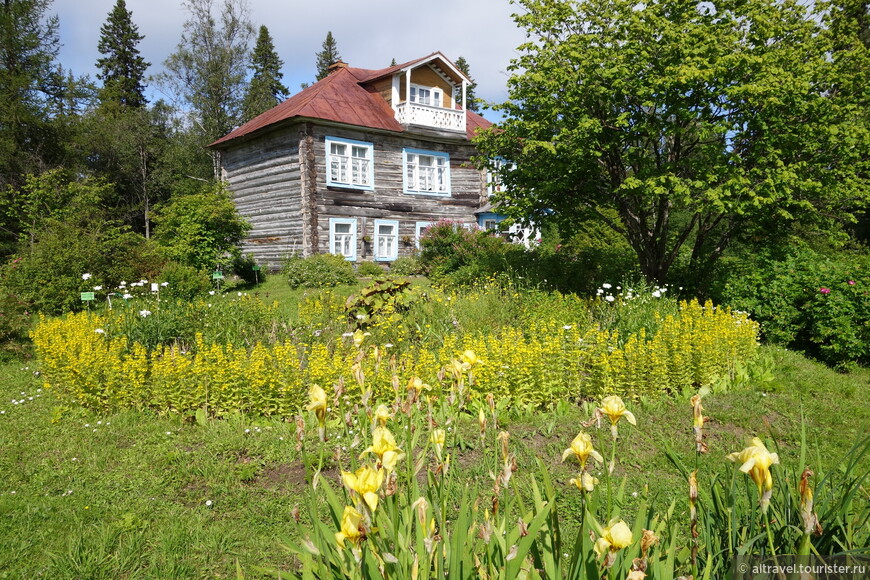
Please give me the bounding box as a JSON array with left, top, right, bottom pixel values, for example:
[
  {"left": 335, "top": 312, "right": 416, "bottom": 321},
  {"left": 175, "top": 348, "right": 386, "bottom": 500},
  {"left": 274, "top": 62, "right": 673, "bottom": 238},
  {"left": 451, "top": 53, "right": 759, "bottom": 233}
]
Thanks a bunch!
[
  {"left": 212, "top": 271, "right": 224, "bottom": 280},
  {"left": 80, "top": 292, "right": 95, "bottom": 302}
]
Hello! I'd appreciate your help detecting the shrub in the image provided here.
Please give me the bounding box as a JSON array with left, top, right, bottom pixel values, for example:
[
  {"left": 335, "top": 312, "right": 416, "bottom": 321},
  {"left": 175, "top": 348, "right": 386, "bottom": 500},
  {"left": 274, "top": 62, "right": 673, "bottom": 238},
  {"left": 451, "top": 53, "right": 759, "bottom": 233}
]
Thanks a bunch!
[
  {"left": 151, "top": 183, "right": 251, "bottom": 272},
  {"left": 715, "top": 247, "right": 870, "bottom": 367},
  {"left": 156, "top": 262, "right": 212, "bottom": 301},
  {"left": 355, "top": 261, "right": 384, "bottom": 278},
  {"left": 418, "top": 220, "right": 512, "bottom": 280},
  {"left": 282, "top": 253, "right": 356, "bottom": 289},
  {"left": 231, "top": 253, "right": 262, "bottom": 285},
  {"left": 0, "top": 286, "right": 32, "bottom": 359},
  {"left": 0, "top": 220, "right": 165, "bottom": 314},
  {"left": 389, "top": 255, "right": 423, "bottom": 276}
]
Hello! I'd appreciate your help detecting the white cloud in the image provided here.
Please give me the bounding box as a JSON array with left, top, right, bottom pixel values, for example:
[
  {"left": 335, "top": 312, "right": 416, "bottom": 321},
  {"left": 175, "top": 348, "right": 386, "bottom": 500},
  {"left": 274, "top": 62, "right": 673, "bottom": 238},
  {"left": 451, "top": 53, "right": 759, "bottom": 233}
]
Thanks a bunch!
[{"left": 53, "top": 0, "right": 525, "bottom": 119}]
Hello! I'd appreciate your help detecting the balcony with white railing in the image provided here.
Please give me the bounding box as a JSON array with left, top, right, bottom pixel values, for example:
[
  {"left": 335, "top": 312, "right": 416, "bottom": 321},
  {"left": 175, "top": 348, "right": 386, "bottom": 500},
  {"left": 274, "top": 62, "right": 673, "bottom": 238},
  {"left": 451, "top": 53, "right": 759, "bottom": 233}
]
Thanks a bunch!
[{"left": 395, "top": 102, "right": 465, "bottom": 133}]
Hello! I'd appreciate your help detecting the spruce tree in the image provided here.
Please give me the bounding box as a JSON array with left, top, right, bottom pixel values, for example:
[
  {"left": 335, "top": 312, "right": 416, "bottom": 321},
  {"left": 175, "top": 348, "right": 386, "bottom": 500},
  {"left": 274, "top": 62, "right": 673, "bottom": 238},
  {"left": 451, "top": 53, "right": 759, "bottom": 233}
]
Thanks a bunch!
[
  {"left": 96, "top": 0, "right": 150, "bottom": 108},
  {"left": 242, "top": 25, "right": 288, "bottom": 121},
  {"left": 314, "top": 31, "right": 341, "bottom": 81},
  {"left": 454, "top": 56, "right": 479, "bottom": 113}
]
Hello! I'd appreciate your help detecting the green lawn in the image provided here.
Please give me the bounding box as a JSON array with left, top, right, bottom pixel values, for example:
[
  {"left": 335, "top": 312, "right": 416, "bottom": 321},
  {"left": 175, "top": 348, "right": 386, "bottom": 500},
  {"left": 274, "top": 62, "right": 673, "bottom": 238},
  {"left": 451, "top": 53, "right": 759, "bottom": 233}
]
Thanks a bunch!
[{"left": 0, "top": 342, "right": 867, "bottom": 578}]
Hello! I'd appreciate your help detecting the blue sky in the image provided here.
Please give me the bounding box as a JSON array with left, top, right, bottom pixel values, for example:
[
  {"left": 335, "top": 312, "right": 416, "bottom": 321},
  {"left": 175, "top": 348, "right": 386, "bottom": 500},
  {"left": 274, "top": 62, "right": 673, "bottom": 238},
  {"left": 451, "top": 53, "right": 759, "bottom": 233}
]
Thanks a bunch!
[{"left": 51, "top": 0, "right": 526, "bottom": 121}]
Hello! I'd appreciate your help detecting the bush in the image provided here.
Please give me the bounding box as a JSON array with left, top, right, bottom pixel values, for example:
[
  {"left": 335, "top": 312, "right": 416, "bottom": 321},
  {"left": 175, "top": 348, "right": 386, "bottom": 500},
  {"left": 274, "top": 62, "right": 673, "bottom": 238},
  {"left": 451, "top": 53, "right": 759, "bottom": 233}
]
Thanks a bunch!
[
  {"left": 355, "top": 261, "right": 384, "bottom": 278},
  {"left": 389, "top": 255, "right": 423, "bottom": 276},
  {"left": 151, "top": 183, "right": 251, "bottom": 272},
  {"left": 1, "top": 220, "right": 165, "bottom": 314},
  {"left": 231, "top": 254, "right": 262, "bottom": 285},
  {"left": 0, "top": 286, "right": 32, "bottom": 359},
  {"left": 282, "top": 253, "right": 356, "bottom": 289},
  {"left": 156, "top": 262, "right": 212, "bottom": 301},
  {"left": 418, "top": 220, "right": 514, "bottom": 281},
  {"left": 715, "top": 247, "right": 870, "bottom": 367}
]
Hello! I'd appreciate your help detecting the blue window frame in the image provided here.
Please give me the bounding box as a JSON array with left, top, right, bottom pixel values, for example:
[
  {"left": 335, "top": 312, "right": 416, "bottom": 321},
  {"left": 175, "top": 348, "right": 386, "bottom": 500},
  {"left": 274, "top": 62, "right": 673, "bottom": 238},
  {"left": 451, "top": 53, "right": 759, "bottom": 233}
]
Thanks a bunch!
[
  {"left": 402, "top": 148, "right": 450, "bottom": 195},
  {"left": 329, "top": 218, "right": 357, "bottom": 261},
  {"left": 373, "top": 219, "right": 399, "bottom": 261}
]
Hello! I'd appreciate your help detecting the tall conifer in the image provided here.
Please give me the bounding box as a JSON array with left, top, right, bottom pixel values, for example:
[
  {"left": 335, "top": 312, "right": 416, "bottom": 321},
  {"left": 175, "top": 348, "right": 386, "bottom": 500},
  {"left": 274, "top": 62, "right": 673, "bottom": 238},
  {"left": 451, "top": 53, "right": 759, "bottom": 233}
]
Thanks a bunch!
[
  {"left": 314, "top": 31, "right": 340, "bottom": 81},
  {"left": 96, "top": 0, "right": 149, "bottom": 108},
  {"left": 242, "top": 25, "right": 288, "bottom": 121}
]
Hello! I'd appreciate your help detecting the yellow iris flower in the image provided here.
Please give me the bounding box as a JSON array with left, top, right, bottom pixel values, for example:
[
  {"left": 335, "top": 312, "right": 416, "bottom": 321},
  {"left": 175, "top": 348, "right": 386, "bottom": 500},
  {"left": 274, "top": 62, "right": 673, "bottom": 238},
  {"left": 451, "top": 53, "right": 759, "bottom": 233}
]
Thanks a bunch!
[
  {"left": 561, "top": 431, "right": 604, "bottom": 467},
  {"left": 341, "top": 465, "right": 385, "bottom": 513},
  {"left": 594, "top": 518, "right": 634, "bottom": 558},
  {"left": 727, "top": 437, "right": 779, "bottom": 511},
  {"left": 460, "top": 350, "right": 480, "bottom": 368},
  {"left": 335, "top": 505, "right": 364, "bottom": 547},
  {"left": 306, "top": 385, "right": 327, "bottom": 425},
  {"left": 360, "top": 426, "right": 404, "bottom": 472},
  {"left": 569, "top": 472, "right": 599, "bottom": 493},
  {"left": 430, "top": 428, "right": 446, "bottom": 458},
  {"left": 600, "top": 395, "right": 637, "bottom": 427},
  {"left": 374, "top": 404, "right": 392, "bottom": 427}
]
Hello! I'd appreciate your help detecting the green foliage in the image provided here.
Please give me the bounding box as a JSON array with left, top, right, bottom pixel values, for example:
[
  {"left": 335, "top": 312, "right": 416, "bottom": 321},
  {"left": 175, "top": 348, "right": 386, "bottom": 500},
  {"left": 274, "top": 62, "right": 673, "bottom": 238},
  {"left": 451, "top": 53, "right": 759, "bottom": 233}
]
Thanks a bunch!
[
  {"left": 715, "top": 247, "right": 870, "bottom": 367},
  {"left": 344, "top": 277, "right": 419, "bottom": 328},
  {"left": 418, "top": 220, "right": 513, "bottom": 281},
  {"left": 475, "top": 0, "right": 870, "bottom": 285},
  {"left": 282, "top": 253, "right": 356, "bottom": 289},
  {"left": 151, "top": 183, "right": 251, "bottom": 272},
  {"left": 453, "top": 56, "right": 479, "bottom": 113},
  {"left": 314, "top": 31, "right": 341, "bottom": 81},
  {"left": 389, "top": 255, "right": 423, "bottom": 276},
  {"left": 95, "top": 0, "right": 149, "bottom": 108},
  {"left": 157, "top": 0, "right": 254, "bottom": 146},
  {"left": 355, "top": 261, "right": 384, "bottom": 278},
  {"left": 0, "top": 287, "right": 31, "bottom": 359},
  {"left": 241, "top": 25, "right": 287, "bottom": 122},
  {"left": 1, "top": 221, "right": 164, "bottom": 315},
  {"left": 231, "top": 253, "right": 262, "bottom": 285},
  {"left": 156, "top": 261, "right": 212, "bottom": 301},
  {"left": 0, "top": 0, "right": 64, "bottom": 193}
]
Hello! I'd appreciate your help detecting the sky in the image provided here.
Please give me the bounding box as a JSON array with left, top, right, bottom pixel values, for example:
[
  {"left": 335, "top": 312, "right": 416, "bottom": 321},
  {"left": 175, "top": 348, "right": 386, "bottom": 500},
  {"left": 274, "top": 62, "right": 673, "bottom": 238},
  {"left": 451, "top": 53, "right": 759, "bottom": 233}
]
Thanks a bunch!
[{"left": 51, "top": 0, "right": 529, "bottom": 121}]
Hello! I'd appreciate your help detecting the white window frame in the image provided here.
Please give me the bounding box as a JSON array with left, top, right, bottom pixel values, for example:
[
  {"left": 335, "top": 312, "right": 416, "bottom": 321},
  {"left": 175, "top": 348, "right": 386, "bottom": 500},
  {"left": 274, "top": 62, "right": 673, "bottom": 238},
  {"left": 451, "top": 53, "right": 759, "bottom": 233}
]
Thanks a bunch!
[
  {"left": 373, "top": 219, "right": 399, "bottom": 262},
  {"left": 403, "top": 148, "right": 450, "bottom": 196},
  {"left": 414, "top": 221, "right": 433, "bottom": 249},
  {"left": 409, "top": 84, "right": 443, "bottom": 108},
  {"left": 325, "top": 137, "right": 374, "bottom": 190},
  {"left": 329, "top": 218, "right": 357, "bottom": 261}
]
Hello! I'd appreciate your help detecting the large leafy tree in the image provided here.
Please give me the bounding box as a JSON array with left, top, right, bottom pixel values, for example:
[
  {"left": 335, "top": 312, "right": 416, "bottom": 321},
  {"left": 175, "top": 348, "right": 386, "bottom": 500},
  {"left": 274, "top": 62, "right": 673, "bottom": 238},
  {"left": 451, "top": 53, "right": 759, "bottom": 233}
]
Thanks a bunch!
[
  {"left": 158, "top": 0, "right": 254, "bottom": 171},
  {"left": 241, "top": 24, "right": 287, "bottom": 121},
  {"left": 95, "top": 0, "right": 150, "bottom": 108},
  {"left": 314, "top": 31, "right": 340, "bottom": 81},
  {"left": 475, "top": 0, "right": 870, "bottom": 287}
]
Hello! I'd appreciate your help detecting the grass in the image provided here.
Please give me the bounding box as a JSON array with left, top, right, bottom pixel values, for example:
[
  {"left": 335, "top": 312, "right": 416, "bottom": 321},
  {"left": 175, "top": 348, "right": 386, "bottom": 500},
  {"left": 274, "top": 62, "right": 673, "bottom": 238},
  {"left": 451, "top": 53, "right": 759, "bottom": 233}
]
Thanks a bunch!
[{"left": 1, "top": 341, "right": 867, "bottom": 578}]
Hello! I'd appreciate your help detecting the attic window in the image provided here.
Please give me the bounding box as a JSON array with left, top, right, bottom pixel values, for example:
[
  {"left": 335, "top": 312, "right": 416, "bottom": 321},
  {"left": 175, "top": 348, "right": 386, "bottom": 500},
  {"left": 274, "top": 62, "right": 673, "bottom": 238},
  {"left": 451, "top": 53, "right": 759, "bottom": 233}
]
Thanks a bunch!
[{"left": 410, "top": 85, "right": 442, "bottom": 108}]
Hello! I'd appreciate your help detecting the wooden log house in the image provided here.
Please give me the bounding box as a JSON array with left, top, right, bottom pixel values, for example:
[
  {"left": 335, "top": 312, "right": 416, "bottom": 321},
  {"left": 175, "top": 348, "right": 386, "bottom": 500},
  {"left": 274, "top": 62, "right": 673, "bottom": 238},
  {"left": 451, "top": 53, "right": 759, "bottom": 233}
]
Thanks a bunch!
[{"left": 209, "top": 52, "right": 497, "bottom": 269}]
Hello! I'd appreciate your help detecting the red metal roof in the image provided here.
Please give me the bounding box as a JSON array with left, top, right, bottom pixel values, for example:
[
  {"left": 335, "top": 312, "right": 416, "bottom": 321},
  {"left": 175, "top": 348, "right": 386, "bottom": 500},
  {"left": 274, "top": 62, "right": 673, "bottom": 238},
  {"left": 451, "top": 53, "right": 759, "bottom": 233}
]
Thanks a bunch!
[{"left": 209, "top": 55, "right": 491, "bottom": 148}]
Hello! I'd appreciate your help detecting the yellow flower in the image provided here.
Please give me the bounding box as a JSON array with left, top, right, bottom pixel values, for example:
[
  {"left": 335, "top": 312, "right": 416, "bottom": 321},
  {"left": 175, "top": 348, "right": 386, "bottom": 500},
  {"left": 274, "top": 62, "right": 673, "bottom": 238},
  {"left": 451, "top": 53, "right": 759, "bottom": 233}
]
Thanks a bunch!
[
  {"left": 727, "top": 437, "right": 779, "bottom": 511},
  {"left": 306, "top": 385, "right": 327, "bottom": 425},
  {"left": 430, "top": 428, "right": 446, "bottom": 458},
  {"left": 561, "top": 431, "right": 604, "bottom": 467},
  {"left": 594, "top": 518, "right": 634, "bottom": 561},
  {"left": 569, "top": 472, "right": 598, "bottom": 493},
  {"left": 341, "top": 465, "right": 385, "bottom": 513},
  {"left": 600, "top": 395, "right": 637, "bottom": 427},
  {"left": 361, "top": 426, "right": 404, "bottom": 472},
  {"left": 335, "top": 505, "right": 364, "bottom": 547},
  {"left": 374, "top": 404, "right": 392, "bottom": 427},
  {"left": 352, "top": 329, "right": 370, "bottom": 348},
  {"left": 727, "top": 437, "right": 779, "bottom": 492},
  {"left": 460, "top": 349, "right": 480, "bottom": 368}
]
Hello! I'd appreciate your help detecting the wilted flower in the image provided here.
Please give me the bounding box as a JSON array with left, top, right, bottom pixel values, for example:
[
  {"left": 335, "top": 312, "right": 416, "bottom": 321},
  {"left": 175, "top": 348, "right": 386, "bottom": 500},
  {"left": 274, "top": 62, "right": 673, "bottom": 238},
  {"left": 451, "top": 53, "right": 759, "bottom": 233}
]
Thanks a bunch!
[
  {"left": 691, "top": 394, "right": 709, "bottom": 454},
  {"left": 727, "top": 437, "right": 779, "bottom": 512},
  {"left": 799, "top": 467, "right": 822, "bottom": 537},
  {"left": 561, "top": 431, "right": 604, "bottom": 467}
]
